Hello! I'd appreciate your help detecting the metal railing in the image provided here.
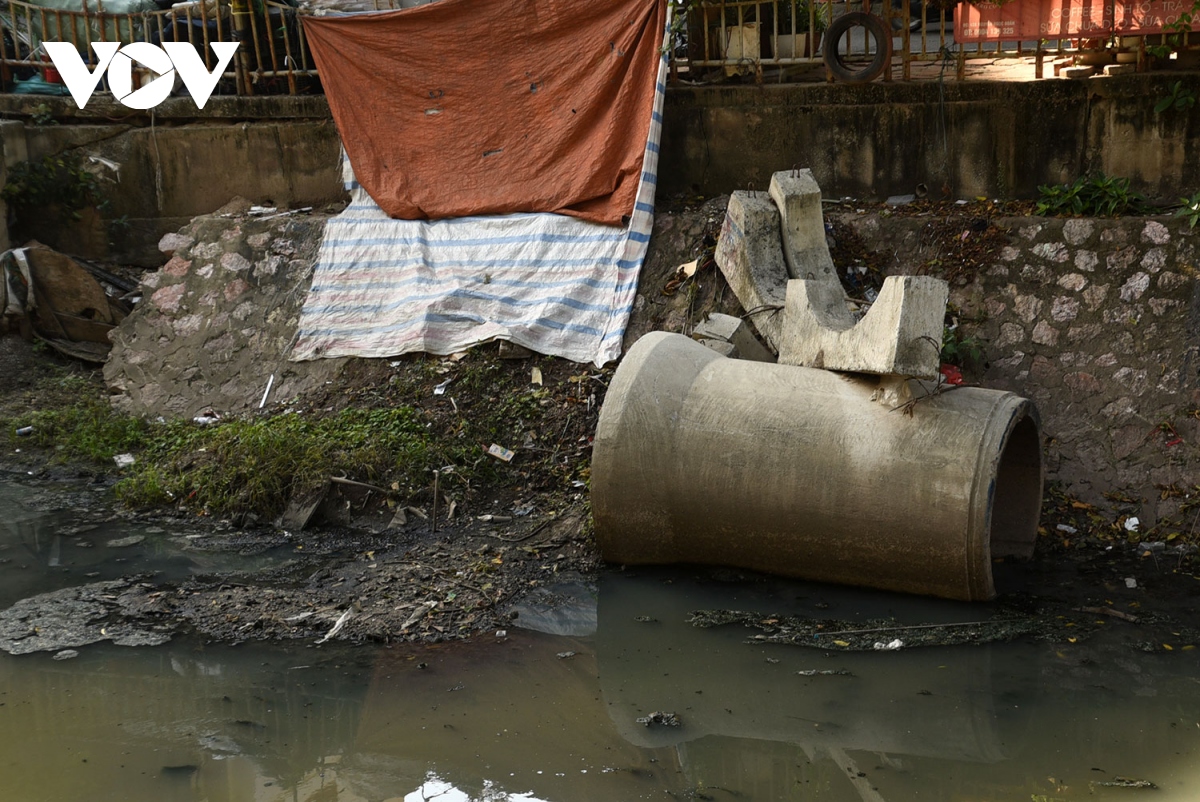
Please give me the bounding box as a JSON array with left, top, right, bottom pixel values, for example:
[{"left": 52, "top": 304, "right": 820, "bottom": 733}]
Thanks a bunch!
[
  {"left": 0, "top": 0, "right": 1190, "bottom": 100},
  {"left": 672, "top": 0, "right": 1101, "bottom": 83},
  {"left": 0, "top": 0, "right": 318, "bottom": 97}
]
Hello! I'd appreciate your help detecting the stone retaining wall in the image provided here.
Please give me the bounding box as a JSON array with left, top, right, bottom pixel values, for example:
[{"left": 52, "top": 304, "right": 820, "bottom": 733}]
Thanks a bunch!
[
  {"left": 103, "top": 209, "right": 345, "bottom": 417},
  {"left": 838, "top": 211, "right": 1200, "bottom": 525},
  {"left": 105, "top": 203, "right": 1200, "bottom": 526}
]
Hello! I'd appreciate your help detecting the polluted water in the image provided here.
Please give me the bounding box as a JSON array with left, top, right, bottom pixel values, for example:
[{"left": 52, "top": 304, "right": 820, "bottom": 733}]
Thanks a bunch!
[{"left": 1, "top": 480, "right": 1199, "bottom": 801}]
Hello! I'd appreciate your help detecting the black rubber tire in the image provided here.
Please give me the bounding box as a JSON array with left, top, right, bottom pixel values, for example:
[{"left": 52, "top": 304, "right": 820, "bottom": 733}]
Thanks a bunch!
[{"left": 822, "top": 11, "right": 893, "bottom": 84}]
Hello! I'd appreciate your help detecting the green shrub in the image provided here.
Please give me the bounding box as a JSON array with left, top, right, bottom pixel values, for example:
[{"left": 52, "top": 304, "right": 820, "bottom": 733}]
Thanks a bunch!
[{"left": 1035, "top": 172, "right": 1146, "bottom": 218}]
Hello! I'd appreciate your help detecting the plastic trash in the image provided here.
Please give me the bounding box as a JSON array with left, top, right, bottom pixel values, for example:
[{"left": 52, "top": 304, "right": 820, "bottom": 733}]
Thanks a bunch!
[
  {"left": 487, "top": 443, "right": 514, "bottom": 462},
  {"left": 15, "top": 426, "right": 33, "bottom": 437},
  {"left": 11, "top": 75, "right": 72, "bottom": 96},
  {"left": 873, "top": 639, "right": 904, "bottom": 650}
]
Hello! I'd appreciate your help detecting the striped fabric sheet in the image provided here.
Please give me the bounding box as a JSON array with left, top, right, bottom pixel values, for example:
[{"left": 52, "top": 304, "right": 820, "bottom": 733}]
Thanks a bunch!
[{"left": 289, "top": 54, "right": 667, "bottom": 367}]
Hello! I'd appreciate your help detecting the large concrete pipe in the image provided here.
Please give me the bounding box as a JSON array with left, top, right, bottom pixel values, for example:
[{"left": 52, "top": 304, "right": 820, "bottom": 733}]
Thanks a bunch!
[{"left": 591, "top": 332, "right": 1043, "bottom": 601}]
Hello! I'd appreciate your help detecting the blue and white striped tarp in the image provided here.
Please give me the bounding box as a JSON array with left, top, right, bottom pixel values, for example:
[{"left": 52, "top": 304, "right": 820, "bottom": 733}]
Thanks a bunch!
[{"left": 290, "top": 53, "right": 667, "bottom": 367}]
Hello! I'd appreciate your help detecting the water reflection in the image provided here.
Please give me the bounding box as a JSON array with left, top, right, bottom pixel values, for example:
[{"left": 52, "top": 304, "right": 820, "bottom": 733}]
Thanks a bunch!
[
  {"left": 592, "top": 570, "right": 1200, "bottom": 800},
  {"left": 2, "top": 481, "right": 1200, "bottom": 801},
  {"left": 0, "top": 482, "right": 294, "bottom": 611}
]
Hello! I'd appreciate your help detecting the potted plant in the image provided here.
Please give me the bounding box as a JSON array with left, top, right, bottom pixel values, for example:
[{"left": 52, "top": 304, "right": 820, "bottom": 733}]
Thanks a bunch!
[{"left": 773, "top": 0, "right": 829, "bottom": 59}]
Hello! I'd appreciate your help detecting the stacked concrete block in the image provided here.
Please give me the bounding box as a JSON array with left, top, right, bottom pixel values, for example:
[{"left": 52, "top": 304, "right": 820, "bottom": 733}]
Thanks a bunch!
[{"left": 716, "top": 168, "right": 948, "bottom": 379}]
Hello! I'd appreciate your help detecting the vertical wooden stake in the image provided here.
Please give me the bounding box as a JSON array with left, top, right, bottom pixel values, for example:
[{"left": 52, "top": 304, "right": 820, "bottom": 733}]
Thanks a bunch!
[{"left": 432, "top": 469, "right": 440, "bottom": 533}]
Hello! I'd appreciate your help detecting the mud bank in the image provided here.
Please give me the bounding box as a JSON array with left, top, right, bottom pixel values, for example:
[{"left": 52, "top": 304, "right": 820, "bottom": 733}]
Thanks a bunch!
[{"left": 4, "top": 198, "right": 1200, "bottom": 651}]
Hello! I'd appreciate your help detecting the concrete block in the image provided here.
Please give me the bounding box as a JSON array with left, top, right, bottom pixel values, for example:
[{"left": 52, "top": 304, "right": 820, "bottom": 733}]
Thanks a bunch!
[
  {"left": 714, "top": 190, "right": 789, "bottom": 349},
  {"left": 1104, "top": 63, "right": 1136, "bottom": 76},
  {"left": 777, "top": 274, "right": 949, "bottom": 378},
  {"left": 716, "top": 170, "right": 949, "bottom": 377},
  {"left": 693, "top": 312, "right": 776, "bottom": 362},
  {"left": 696, "top": 337, "right": 736, "bottom": 358},
  {"left": 768, "top": 169, "right": 839, "bottom": 284},
  {"left": 0, "top": 120, "right": 27, "bottom": 168}
]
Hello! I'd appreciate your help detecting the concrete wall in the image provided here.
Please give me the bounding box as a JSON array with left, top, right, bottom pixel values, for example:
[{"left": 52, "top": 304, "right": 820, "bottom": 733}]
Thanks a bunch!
[
  {"left": 0, "top": 97, "right": 345, "bottom": 266},
  {"left": 2, "top": 75, "right": 1197, "bottom": 263},
  {"left": 657, "top": 74, "right": 1200, "bottom": 204}
]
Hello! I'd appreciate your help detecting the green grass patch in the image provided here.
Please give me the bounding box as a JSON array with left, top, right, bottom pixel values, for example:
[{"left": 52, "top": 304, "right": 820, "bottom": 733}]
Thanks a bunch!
[
  {"left": 3, "top": 352, "right": 590, "bottom": 521},
  {"left": 115, "top": 407, "right": 445, "bottom": 520},
  {"left": 1, "top": 375, "right": 149, "bottom": 463}
]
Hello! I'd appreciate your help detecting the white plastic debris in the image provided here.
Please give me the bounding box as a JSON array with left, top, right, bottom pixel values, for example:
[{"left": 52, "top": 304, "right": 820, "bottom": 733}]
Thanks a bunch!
[
  {"left": 873, "top": 639, "right": 904, "bottom": 651},
  {"left": 487, "top": 443, "right": 515, "bottom": 462},
  {"left": 1125, "top": 577, "right": 1138, "bottom": 589},
  {"left": 1056, "top": 524, "right": 1078, "bottom": 534},
  {"left": 1124, "top": 516, "right": 1140, "bottom": 533},
  {"left": 434, "top": 379, "right": 452, "bottom": 396},
  {"left": 259, "top": 373, "right": 275, "bottom": 409},
  {"left": 113, "top": 453, "right": 135, "bottom": 468},
  {"left": 315, "top": 609, "right": 353, "bottom": 644}
]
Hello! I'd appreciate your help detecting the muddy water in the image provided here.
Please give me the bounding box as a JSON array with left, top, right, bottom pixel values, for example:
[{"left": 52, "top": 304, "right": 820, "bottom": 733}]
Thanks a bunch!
[{"left": 2, "top": 479, "right": 1200, "bottom": 802}]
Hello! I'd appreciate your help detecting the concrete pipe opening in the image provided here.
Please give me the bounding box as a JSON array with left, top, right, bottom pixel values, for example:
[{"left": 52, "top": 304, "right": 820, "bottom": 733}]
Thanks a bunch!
[{"left": 591, "top": 332, "right": 1044, "bottom": 602}]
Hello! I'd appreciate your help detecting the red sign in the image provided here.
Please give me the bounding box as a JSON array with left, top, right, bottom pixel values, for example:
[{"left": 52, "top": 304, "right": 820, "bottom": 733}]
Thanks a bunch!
[{"left": 955, "top": 0, "right": 1200, "bottom": 42}]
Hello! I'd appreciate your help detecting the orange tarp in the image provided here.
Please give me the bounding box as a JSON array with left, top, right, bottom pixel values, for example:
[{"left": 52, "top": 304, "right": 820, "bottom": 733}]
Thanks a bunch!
[{"left": 302, "top": 0, "right": 667, "bottom": 226}]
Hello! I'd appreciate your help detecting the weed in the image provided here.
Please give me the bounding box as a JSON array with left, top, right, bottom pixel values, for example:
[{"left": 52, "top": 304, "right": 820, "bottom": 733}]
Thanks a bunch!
[
  {"left": 1176, "top": 191, "right": 1200, "bottom": 229},
  {"left": 1, "top": 375, "right": 148, "bottom": 463},
  {"left": 116, "top": 407, "right": 435, "bottom": 519},
  {"left": 941, "top": 324, "right": 985, "bottom": 367},
  {"left": 1035, "top": 172, "right": 1146, "bottom": 218},
  {"left": 2, "top": 153, "right": 102, "bottom": 220},
  {"left": 29, "top": 103, "right": 57, "bottom": 126},
  {"left": 1154, "top": 80, "right": 1197, "bottom": 115},
  {"left": 8, "top": 350, "right": 598, "bottom": 521}
]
